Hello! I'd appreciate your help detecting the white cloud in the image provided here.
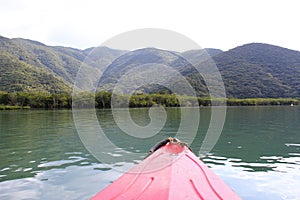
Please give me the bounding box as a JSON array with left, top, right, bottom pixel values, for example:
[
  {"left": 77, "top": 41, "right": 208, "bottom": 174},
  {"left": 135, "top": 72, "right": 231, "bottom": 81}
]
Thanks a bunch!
[{"left": 1, "top": 0, "right": 300, "bottom": 51}]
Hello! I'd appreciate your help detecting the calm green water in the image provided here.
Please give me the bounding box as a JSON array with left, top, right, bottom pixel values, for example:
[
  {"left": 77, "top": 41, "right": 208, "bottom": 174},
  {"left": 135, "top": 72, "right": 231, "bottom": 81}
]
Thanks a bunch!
[{"left": 0, "top": 107, "right": 299, "bottom": 199}]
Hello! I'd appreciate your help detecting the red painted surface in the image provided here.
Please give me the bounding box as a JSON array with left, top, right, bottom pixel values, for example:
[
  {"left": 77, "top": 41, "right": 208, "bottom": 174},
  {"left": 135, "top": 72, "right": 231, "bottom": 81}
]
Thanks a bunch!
[{"left": 92, "top": 143, "right": 241, "bottom": 200}]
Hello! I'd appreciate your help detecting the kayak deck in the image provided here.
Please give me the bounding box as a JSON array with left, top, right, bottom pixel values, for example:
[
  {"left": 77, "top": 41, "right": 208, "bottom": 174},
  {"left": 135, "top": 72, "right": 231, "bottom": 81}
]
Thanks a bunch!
[{"left": 92, "top": 141, "right": 241, "bottom": 200}]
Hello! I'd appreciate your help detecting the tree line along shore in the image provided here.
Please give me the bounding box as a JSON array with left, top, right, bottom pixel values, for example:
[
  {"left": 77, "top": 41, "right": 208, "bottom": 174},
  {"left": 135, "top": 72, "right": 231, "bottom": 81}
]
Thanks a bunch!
[{"left": 0, "top": 91, "right": 298, "bottom": 110}]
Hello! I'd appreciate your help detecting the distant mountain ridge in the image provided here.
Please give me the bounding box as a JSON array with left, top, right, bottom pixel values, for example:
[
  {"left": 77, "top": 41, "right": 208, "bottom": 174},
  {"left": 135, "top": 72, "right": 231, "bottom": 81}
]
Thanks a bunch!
[
  {"left": 1, "top": 36, "right": 300, "bottom": 98},
  {"left": 0, "top": 36, "right": 126, "bottom": 93},
  {"left": 215, "top": 43, "right": 300, "bottom": 97}
]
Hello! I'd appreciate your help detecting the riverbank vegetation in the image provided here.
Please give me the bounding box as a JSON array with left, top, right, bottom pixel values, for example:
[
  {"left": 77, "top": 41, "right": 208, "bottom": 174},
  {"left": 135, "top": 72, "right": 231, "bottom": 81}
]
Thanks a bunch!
[
  {"left": 0, "top": 91, "right": 72, "bottom": 109},
  {"left": 0, "top": 105, "right": 30, "bottom": 110},
  {"left": 0, "top": 91, "right": 298, "bottom": 109}
]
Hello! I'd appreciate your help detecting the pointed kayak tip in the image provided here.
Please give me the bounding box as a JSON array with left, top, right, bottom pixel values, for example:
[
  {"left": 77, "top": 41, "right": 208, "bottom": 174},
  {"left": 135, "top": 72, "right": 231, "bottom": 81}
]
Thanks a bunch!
[{"left": 92, "top": 138, "right": 241, "bottom": 200}]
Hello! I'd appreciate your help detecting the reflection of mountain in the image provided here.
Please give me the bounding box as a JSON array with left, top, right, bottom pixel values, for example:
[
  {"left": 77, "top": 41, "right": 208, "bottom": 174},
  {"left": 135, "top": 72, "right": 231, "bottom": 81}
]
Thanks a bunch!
[{"left": 1, "top": 35, "right": 300, "bottom": 98}]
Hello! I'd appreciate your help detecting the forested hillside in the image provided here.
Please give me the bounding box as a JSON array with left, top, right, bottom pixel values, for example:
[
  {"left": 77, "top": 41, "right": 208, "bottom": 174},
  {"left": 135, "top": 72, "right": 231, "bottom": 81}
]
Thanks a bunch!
[
  {"left": 1, "top": 36, "right": 300, "bottom": 98},
  {"left": 219, "top": 43, "right": 300, "bottom": 97},
  {"left": 0, "top": 36, "right": 125, "bottom": 93}
]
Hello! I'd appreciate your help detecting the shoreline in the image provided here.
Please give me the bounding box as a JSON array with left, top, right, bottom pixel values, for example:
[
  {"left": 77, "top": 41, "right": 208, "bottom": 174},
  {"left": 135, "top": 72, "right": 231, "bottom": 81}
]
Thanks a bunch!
[
  {"left": 0, "top": 91, "right": 298, "bottom": 109},
  {"left": 0, "top": 105, "right": 31, "bottom": 110},
  {"left": 0, "top": 101, "right": 297, "bottom": 111}
]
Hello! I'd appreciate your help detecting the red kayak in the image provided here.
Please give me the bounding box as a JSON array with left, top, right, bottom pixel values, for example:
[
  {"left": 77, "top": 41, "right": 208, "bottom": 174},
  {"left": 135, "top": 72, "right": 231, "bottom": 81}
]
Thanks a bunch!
[{"left": 92, "top": 138, "right": 241, "bottom": 200}]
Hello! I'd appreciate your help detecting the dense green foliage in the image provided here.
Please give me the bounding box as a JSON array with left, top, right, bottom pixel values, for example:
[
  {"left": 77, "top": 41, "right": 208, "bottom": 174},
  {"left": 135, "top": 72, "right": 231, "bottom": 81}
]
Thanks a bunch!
[
  {"left": 0, "top": 105, "right": 30, "bottom": 110},
  {"left": 1, "top": 36, "right": 300, "bottom": 99},
  {"left": 215, "top": 43, "right": 300, "bottom": 98},
  {"left": 226, "top": 98, "right": 298, "bottom": 106},
  {"left": 0, "top": 36, "right": 125, "bottom": 93},
  {"left": 97, "top": 48, "right": 206, "bottom": 94},
  {"left": 1, "top": 91, "right": 298, "bottom": 109},
  {"left": 0, "top": 91, "right": 72, "bottom": 109},
  {"left": 0, "top": 52, "right": 71, "bottom": 93}
]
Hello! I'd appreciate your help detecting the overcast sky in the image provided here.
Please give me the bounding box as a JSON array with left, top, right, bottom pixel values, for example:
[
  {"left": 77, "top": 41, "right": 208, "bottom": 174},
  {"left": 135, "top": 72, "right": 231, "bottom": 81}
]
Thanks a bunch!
[{"left": 1, "top": 0, "right": 300, "bottom": 51}]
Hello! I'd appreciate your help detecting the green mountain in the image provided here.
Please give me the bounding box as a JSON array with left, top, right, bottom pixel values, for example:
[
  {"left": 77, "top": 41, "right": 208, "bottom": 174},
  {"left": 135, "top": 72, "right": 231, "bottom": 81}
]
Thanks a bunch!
[
  {"left": 214, "top": 43, "right": 300, "bottom": 98},
  {"left": 0, "top": 52, "right": 70, "bottom": 93},
  {"left": 181, "top": 48, "right": 223, "bottom": 65},
  {"left": 0, "top": 37, "right": 71, "bottom": 93},
  {"left": 99, "top": 44, "right": 300, "bottom": 98},
  {"left": 0, "top": 36, "right": 125, "bottom": 93},
  {"left": 1, "top": 36, "right": 300, "bottom": 98},
  {"left": 98, "top": 48, "right": 208, "bottom": 96}
]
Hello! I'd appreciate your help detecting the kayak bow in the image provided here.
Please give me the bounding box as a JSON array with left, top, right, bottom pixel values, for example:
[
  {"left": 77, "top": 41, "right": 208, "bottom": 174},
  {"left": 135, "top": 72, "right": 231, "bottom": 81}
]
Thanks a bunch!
[{"left": 92, "top": 138, "right": 241, "bottom": 200}]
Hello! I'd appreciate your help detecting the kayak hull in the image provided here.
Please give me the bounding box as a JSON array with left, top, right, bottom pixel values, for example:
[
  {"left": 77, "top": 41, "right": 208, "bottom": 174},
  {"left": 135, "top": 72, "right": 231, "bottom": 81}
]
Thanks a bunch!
[{"left": 92, "top": 143, "right": 240, "bottom": 200}]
